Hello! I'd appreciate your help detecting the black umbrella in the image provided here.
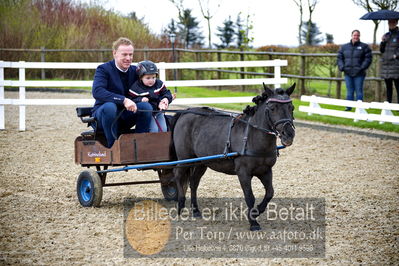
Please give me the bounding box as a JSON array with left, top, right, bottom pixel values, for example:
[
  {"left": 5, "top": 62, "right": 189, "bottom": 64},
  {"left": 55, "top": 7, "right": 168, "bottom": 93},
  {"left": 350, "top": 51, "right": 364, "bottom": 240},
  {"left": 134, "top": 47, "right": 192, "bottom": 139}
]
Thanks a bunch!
[{"left": 360, "top": 10, "right": 399, "bottom": 20}]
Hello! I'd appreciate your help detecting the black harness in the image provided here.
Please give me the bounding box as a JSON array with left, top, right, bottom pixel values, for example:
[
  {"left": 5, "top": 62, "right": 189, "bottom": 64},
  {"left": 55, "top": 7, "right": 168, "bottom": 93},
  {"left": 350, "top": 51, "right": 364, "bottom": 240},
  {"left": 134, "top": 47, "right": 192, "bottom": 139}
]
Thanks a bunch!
[
  {"left": 135, "top": 97, "right": 294, "bottom": 158},
  {"left": 222, "top": 97, "right": 294, "bottom": 157}
]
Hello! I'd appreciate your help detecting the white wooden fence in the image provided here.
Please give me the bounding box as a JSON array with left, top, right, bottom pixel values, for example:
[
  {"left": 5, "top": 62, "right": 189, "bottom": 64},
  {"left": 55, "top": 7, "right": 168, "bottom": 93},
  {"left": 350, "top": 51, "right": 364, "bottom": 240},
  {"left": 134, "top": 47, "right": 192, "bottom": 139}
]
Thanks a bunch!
[
  {"left": 0, "top": 60, "right": 287, "bottom": 131},
  {"left": 299, "top": 95, "right": 399, "bottom": 124}
]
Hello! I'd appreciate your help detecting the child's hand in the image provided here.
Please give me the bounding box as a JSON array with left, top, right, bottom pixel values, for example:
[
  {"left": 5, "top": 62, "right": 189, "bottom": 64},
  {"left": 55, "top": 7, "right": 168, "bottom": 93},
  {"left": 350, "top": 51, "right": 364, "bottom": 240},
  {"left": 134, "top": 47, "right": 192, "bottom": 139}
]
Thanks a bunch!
[
  {"left": 142, "top": 97, "right": 149, "bottom": 102},
  {"left": 159, "top": 98, "right": 169, "bottom": 110}
]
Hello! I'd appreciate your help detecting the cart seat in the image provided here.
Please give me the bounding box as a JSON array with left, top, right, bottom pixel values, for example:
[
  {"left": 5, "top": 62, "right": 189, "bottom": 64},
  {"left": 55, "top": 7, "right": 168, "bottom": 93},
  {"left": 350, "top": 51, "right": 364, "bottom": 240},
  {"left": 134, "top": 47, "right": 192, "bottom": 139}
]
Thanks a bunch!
[
  {"left": 76, "top": 107, "right": 98, "bottom": 138},
  {"left": 76, "top": 107, "right": 94, "bottom": 124},
  {"left": 80, "top": 129, "right": 95, "bottom": 137}
]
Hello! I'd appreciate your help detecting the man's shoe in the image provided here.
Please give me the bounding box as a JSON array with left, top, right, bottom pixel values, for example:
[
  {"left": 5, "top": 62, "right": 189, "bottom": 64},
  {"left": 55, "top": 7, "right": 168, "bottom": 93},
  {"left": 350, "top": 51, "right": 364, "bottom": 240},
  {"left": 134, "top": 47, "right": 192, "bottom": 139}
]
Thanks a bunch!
[{"left": 344, "top": 107, "right": 352, "bottom": 111}]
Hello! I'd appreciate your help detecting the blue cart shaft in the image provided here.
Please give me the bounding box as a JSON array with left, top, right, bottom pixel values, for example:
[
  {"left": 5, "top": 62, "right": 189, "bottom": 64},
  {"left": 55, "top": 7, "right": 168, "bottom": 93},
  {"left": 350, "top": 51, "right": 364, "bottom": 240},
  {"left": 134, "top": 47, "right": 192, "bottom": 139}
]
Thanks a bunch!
[
  {"left": 96, "top": 152, "right": 239, "bottom": 174},
  {"left": 96, "top": 145, "right": 286, "bottom": 174}
]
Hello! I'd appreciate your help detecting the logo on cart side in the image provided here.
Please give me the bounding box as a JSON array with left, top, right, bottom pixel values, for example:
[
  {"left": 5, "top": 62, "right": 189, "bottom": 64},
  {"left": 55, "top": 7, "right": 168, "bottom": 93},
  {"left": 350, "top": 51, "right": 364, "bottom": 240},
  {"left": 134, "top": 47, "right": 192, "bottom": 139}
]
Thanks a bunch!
[{"left": 88, "top": 151, "right": 107, "bottom": 157}]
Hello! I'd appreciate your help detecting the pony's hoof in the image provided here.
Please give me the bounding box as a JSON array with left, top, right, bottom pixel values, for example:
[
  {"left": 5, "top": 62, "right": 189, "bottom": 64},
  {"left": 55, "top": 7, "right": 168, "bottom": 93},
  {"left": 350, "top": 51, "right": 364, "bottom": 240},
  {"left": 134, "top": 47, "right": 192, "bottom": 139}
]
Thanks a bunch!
[
  {"left": 193, "top": 211, "right": 202, "bottom": 218},
  {"left": 250, "top": 225, "right": 261, "bottom": 231}
]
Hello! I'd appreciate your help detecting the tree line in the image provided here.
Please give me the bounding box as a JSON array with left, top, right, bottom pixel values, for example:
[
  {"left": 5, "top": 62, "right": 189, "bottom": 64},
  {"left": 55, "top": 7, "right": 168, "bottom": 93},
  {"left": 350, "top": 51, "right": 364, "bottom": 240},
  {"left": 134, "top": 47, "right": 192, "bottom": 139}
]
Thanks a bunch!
[{"left": 1, "top": 0, "right": 398, "bottom": 53}]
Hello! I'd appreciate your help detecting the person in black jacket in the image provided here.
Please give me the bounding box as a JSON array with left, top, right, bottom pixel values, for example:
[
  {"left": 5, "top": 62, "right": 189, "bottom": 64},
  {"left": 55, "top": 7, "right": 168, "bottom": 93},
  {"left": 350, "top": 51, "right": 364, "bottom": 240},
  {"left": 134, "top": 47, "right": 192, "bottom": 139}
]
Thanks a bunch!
[
  {"left": 128, "top": 60, "right": 173, "bottom": 132},
  {"left": 337, "top": 30, "right": 372, "bottom": 111},
  {"left": 380, "top": 19, "right": 399, "bottom": 103},
  {"left": 91, "top": 37, "right": 152, "bottom": 148}
]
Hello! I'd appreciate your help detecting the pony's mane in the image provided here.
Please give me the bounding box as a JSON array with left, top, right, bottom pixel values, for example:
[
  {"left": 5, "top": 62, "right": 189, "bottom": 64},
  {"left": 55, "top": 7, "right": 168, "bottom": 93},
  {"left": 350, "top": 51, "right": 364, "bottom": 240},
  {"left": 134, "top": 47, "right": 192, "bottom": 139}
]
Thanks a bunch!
[{"left": 242, "top": 88, "right": 287, "bottom": 116}]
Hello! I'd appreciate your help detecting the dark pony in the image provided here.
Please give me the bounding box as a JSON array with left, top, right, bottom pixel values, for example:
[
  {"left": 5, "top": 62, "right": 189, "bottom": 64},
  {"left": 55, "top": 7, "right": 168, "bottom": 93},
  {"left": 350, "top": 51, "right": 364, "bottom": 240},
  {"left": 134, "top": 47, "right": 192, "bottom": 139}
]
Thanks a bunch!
[{"left": 171, "top": 83, "right": 296, "bottom": 231}]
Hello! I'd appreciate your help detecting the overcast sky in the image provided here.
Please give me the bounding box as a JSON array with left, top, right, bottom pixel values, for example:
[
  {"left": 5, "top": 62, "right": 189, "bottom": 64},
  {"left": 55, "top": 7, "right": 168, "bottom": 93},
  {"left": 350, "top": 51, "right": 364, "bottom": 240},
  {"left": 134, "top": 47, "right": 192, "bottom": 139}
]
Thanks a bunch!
[{"left": 86, "top": 0, "right": 391, "bottom": 47}]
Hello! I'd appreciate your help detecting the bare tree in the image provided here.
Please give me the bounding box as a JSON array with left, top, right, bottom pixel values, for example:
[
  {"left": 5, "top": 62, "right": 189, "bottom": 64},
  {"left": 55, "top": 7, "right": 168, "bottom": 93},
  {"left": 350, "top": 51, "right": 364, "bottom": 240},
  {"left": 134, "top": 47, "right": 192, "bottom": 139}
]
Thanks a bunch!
[
  {"left": 169, "top": 0, "right": 185, "bottom": 21},
  {"left": 169, "top": 0, "right": 204, "bottom": 48},
  {"left": 353, "top": 0, "right": 399, "bottom": 44},
  {"left": 292, "top": 0, "right": 304, "bottom": 45},
  {"left": 197, "top": 0, "right": 220, "bottom": 48},
  {"left": 292, "top": 0, "right": 319, "bottom": 46},
  {"left": 306, "top": 0, "right": 319, "bottom": 46}
]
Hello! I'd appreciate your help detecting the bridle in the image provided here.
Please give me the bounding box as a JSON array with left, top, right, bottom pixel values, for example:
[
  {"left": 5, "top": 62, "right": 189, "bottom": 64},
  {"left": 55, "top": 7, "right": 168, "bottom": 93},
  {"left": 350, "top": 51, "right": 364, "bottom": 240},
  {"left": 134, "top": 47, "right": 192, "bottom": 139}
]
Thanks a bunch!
[{"left": 263, "top": 97, "right": 295, "bottom": 136}]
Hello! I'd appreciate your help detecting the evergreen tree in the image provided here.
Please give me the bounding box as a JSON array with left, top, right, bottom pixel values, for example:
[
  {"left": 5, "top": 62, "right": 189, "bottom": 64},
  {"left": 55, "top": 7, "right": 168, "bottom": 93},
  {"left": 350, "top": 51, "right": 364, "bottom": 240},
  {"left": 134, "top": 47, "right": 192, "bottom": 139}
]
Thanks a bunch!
[
  {"left": 235, "top": 13, "right": 244, "bottom": 48},
  {"left": 165, "top": 19, "right": 178, "bottom": 35},
  {"left": 234, "top": 13, "right": 253, "bottom": 49},
  {"left": 178, "top": 9, "right": 204, "bottom": 48},
  {"left": 326, "top": 33, "right": 334, "bottom": 44},
  {"left": 215, "top": 16, "right": 235, "bottom": 49},
  {"left": 301, "top": 21, "right": 323, "bottom": 45}
]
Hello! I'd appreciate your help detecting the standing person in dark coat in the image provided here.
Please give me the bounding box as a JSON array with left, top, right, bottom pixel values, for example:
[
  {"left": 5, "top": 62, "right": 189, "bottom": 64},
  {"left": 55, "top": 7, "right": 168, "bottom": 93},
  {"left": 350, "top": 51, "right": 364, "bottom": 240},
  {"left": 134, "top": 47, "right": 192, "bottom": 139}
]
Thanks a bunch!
[
  {"left": 337, "top": 30, "right": 373, "bottom": 111},
  {"left": 380, "top": 19, "right": 399, "bottom": 103},
  {"left": 91, "top": 37, "right": 153, "bottom": 148},
  {"left": 128, "top": 60, "right": 173, "bottom": 132}
]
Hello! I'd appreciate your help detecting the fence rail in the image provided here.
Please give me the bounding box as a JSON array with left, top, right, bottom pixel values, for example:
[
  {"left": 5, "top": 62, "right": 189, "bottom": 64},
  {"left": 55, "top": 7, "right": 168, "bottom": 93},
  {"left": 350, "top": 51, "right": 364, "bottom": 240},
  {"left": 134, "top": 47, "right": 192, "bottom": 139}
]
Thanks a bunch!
[
  {"left": 299, "top": 95, "right": 399, "bottom": 124},
  {"left": 0, "top": 59, "right": 287, "bottom": 131},
  {"left": 0, "top": 47, "right": 384, "bottom": 101}
]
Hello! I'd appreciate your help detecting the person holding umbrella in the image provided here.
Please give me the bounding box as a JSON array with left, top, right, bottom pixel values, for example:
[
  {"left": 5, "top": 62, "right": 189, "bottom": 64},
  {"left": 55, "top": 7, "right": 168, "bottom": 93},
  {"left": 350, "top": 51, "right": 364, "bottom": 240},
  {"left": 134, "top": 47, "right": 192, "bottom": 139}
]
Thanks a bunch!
[
  {"left": 337, "top": 30, "right": 372, "bottom": 111},
  {"left": 360, "top": 10, "right": 399, "bottom": 103},
  {"left": 380, "top": 19, "right": 399, "bottom": 103}
]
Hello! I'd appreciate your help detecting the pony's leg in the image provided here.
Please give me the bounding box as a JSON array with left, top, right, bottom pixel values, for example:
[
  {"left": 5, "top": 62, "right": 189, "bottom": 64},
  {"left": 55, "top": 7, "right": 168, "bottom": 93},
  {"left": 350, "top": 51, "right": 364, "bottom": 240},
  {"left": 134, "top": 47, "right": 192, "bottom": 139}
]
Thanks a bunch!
[
  {"left": 189, "top": 166, "right": 207, "bottom": 218},
  {"left": 174, "top": 167, "right": 190, "bottom": 214},
  {"left": 237, "top": 173, "right": 260, "bottom": 231},
  {"left": 255, "top": 168, "right": 274, "bottom": 218}
]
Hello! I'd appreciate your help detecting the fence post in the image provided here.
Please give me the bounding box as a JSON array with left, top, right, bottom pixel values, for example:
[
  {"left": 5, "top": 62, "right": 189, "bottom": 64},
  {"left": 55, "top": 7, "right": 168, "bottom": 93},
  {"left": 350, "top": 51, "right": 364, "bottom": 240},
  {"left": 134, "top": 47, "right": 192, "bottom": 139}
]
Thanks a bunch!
[
  {"left": 144, "top": 46, "right": 149, "bottom": 60},
  {"left": 41, "top": 46, "right": 46, "bottom": 80},
  {"left": 268, "top": 49, "right": 274, "bottom": 74},
  {"left": 217, "top": 51, "right": 222, "bottom": 91},
  {"left": 354, "top": 100, "right": 368, "bottom": 122},
  {"left": 0, "top": 61, "right": 4, "bottom": 130},
  {"left": 99, "top": 48, "right": 104, "bottom": 63},
  {"left": 299, "top": 50, "right": 306, "bottom": 95},
  {"left": 274, "top": 60, "right": 282, "bottom": 89},
  {"left": 336, "top": 68, "right": 342, "bottom": 99},
  {"left": 240, "top": 49, "right": 245, "bottom": 91},
  {"left": 195, "top": 52, "right": 201, "bottom": 81},
  {"left": 19, "top": 61, "right": 26, "bottom": 131},
  {"left": 158, "top": 62, "right": 166, "bottom": 83},
  {"left": 176, "top": 50, "right": 181, "bottom": 80}
]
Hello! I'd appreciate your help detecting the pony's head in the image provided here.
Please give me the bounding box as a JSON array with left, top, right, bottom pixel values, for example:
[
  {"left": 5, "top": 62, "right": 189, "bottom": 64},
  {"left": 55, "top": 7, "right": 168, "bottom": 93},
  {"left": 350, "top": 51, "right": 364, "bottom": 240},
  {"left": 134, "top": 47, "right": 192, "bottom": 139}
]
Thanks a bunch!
[{"left": 245, "top": 83, "right": 296, "bottom": 146}]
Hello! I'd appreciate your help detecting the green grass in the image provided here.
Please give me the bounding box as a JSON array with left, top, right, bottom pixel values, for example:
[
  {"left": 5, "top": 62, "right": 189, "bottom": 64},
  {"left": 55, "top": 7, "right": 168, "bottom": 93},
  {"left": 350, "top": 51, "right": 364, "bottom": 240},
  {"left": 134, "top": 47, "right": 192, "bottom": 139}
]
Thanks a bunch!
[
  {"left": 293, "top": 100, "right": 399, "bottom": 133},
  {"left": 304, "top": 80, "right": 341, "bottom": 98},
  {"left": 174, "top": 86, "right": 255, "bottom": 111},
  {"left": 174, "top": 86, "right": 399, "bottom": 133},
  {"left": 174, "top": 87, "right": 256, "bottom": 98}
]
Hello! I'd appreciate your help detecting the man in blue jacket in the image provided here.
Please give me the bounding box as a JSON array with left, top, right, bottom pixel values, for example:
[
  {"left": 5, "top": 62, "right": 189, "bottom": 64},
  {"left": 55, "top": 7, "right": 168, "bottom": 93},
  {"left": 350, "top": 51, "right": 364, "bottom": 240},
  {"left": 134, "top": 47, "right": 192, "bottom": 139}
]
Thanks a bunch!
[
  {"left": 91, "top": 37, "right": 152, "bottom": 147},
  {"left": 337, "top": 30, "right": 372, "bottom": 111}
]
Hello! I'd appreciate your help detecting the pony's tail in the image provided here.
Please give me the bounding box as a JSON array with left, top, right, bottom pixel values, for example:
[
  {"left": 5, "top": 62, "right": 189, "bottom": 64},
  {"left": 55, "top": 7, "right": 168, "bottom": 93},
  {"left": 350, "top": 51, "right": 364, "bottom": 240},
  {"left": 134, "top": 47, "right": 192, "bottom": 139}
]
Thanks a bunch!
[
  {"left": 167, "top": 112, "right": 182, "bottom": 132},
  {"left": 166, "top": 112, "right": 183, "bottom": 161}
]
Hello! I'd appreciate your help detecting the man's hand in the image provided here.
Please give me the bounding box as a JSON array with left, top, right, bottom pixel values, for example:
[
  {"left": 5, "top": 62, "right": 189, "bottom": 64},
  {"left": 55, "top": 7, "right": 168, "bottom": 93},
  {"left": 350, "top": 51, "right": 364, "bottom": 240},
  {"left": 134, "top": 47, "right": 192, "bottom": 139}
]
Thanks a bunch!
[
  {"left": 382, "top": 33, "right": 389, "bottom": 42},
  {"left": 123, "top": 98, "right": 137, "bottom": 112}
]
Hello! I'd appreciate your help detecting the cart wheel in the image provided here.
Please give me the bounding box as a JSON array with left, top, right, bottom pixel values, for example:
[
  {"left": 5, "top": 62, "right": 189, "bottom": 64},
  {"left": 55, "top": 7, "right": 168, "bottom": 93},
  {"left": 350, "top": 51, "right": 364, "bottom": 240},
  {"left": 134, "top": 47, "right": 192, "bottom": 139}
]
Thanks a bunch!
[
  {"left": 161, "top": 182, "right": 178, "bottom": 201},
  {"left": 76, "top": 169, "right": 103, "bottom": 207}
]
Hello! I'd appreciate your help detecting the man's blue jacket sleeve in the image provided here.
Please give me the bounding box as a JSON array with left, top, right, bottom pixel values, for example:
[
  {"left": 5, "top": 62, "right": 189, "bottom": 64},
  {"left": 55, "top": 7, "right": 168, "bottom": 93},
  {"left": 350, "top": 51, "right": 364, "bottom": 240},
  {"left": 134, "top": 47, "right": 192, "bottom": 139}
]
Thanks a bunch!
[{"left": 92, "top": 63, "right": 125, "bottom": 106}]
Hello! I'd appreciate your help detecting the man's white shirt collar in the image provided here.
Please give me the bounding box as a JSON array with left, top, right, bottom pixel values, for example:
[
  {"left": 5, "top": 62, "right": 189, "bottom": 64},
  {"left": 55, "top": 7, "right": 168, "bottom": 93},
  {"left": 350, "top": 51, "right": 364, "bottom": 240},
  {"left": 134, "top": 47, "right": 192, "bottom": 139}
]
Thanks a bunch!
[{"left": 115, "top": 62, "right": 129, "bottom": 73}]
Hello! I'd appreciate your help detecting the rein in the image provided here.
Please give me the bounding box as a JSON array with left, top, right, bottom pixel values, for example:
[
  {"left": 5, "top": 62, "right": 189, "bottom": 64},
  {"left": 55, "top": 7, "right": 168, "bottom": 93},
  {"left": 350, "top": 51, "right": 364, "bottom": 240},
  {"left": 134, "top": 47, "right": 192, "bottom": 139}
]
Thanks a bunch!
[{"left": 138, "top": 108, "right": 279, "bottom": 136}]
